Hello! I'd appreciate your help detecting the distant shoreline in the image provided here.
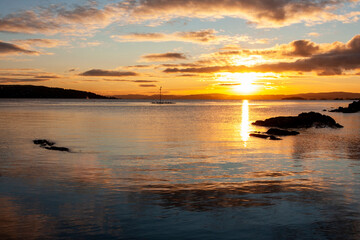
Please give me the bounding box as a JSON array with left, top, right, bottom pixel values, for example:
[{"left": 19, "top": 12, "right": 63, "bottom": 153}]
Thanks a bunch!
[{"left": 1, "top": 85, "right": 360, "bottom": 101}]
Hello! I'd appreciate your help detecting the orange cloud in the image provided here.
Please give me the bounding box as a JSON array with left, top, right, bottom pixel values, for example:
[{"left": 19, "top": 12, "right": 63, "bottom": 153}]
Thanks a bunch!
[
  {"left": 0, "top": 41, "right": 40, "bottom": 55},
  {"left": 12, "top": 39, "right": 68, "bottom": 48},
  {"left": 308, "top": 32, "right": 320, "bottom": 37},
  {"left": 141, "top": 52, "right": 187, "bottom": 62},
  {"left": 113, "top": 30, "right": 273, "bottom": 45},
  {"left": 0, "top": 68, "right": 61, "bottom": 83},
  {"left": 103, "top": 79, "right": 158, "bottom": 83},
  {"left": 0, "top": 3, "right": 121, "bottom": 35},
  {"left": 112, "top": 29, "right": 228, "bottom": 44},
  {"left": 163, "top": 34, "right": 360, "bottom": 76},
  {"left": 127, "top": 0, "right": 360, "bottom": 28},
  {"left": 0, "top": 77, "right": 51, "bottom": 83},
  {"left": 199, "top": 38, "right": 351, "bottom": 66},
  {"left": 80, "top": 69, "right": 138, "bottom": 77},
  {"left": 139, "top": 84, "right": 157, "bottom": 87},
  {"left": 0, "top": 0, "right": 358, "bottom": 37}
]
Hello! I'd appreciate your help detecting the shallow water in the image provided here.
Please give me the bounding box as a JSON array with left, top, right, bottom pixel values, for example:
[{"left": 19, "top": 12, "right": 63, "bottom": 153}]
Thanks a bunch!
[{"left": 1, "top": 99, "right": 360, "bottom": 239}]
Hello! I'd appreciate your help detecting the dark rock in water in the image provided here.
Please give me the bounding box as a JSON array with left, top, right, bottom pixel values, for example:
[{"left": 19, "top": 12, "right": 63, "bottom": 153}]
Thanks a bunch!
[
  {"left": 33, "top": 139, "right": 55, "bottom": 146},
  {"left": 249, "top": 133, "right": 282, "bottom": 140},
  {"left": 33, "top": 139, "right": 70, "bottom": 152},
  {"left": 45, "top": 146, "right": 70, "bottom": 152},
  {"left": 266, "top": 128, "right": 300, "bottom": 136},
  {"left": 269, "top": 135, "right": 282, "bottom": 140},
  {"left": 250, "top": 133, "right": 269, "bottom": 139},
  {"left": 252, "top": 112, "right": 343, "bottom": 129},
  {"left": 330, "top": 100, "right": 360, "bottom": 113}
]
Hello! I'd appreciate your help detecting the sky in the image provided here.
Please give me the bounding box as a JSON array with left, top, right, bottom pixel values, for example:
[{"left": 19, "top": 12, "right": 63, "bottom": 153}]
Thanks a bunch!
[{"left": 0, "top": 0, "right": 360, "bottom": 96}]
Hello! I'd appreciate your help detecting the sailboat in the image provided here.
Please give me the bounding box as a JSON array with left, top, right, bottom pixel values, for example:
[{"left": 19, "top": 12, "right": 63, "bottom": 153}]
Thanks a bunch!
[{"left": 151, "top": 87, "right": 175, "bottom": 104}]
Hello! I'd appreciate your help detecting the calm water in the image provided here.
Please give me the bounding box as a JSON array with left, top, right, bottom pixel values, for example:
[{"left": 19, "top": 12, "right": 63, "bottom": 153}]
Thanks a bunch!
[{"left": 1, "top": 99, "right": 360, "bottom": 239}]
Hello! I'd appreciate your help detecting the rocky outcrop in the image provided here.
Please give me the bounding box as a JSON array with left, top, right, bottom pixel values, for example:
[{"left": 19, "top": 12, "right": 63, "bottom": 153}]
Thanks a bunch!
[
  {"left": 266, "top": 128, "right": 300, "bottom": 136},
  {"left": 252, "top": 112, "right": 343, "bottom": 129},
  {"left": 249, "top": 133, "right": 282, "bottom": 140},
  {"left": 33, "top": 139, "right": 70, "bottom": 152},
  {"left": 330, "top": 100, "right": 360, "bottom": 113}
]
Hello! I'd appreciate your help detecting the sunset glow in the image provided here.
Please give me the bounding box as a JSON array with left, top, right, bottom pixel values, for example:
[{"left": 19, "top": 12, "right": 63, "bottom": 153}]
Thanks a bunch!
[
  {"left": 2, "top": 1, "right": 360, "bottom": 238},
  {"left": 0, "top": 0, "right": 359, "bottom": 96},
  {"left": 216, "top": 72, "right": 280, "bottom": 94}
]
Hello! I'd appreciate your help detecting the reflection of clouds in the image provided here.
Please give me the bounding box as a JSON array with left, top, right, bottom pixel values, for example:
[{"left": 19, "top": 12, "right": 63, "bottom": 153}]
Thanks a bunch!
[
  {"left": 0, "top": 197, "right": 54, "bottom": 239},
  {"left": 2, "top": 177, "right": 360, "bottom": 239},
  {"left": 244, "top": 170, "right": 314, "bottom": 178},
  {"left": 130, "top": 180, "right": 360, "bottom": 239},
  {"left": 136, "top": 179, "right": 320, "bottom": 211},
  {"left": 347, "top": 137, "right": 360, "bottom": 160},
  {"left": 1, "top": 101, "right": 360, "bottom": 238},
  {"left": 290, "top": 114, "right": 360, "bottom": 162}
]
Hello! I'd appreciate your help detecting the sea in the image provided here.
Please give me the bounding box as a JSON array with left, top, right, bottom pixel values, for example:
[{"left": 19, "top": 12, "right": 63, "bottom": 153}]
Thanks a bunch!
[{"left": 0, "top": 99, "right": 359, "bottom": 239}]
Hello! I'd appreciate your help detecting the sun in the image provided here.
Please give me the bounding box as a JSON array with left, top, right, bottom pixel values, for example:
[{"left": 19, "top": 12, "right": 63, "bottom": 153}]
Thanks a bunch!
[
  {"left": 216, "top": 72, "right": 279, "bottom": 94},
  {"left": 216, "top": 72, "right": 260, "bottom": 94},
  {"left": 233, "top": 81, "right": 257, "bottom": 94},
  {"left": 233, "top": 73, "right": 258, "bottom": 94}
]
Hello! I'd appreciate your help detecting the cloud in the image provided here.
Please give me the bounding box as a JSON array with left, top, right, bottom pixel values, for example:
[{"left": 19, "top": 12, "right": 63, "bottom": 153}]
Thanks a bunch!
[
  {"left": 124, "top": 64, "right": 154, "bottom": 69},
  {"left": 0, "top": 3, "right": 121, "bottom": 35},
  {"left": 199, "top": 38, "right": 345, "bottom": 66},
  {"left": 139, "top": 84, "right": 157, "bottom": 87},
  {"left": 112, "top": 29, "right": 271, "bottom": 45},
  {"left": 126, "top": 0, "right": 360, "bottom": 28},
  {"left": 254, "top": 35, "right": 360, "bottom": 75},
  {"left": 164, "top": 66, "right": 235, "bottom": 74},
  {"left": 0, "top": 68, "right": 40, "bottom": 71},
  {"left": 35, "top": 75, "right": 61, "bottom": 79},
  {"left": 0, "top": 77, "right": 51, "bottom": 83},
  {"left": 0, "top": 69, "right": 62, "bottom": 83},
  {"left": 112, "top": 29, "right": 226, "bottom": 44},
  {"left": 308, "top": 32, "right": 320, "bottom": 37},
  {"left": 141, "top": 52, "right": 187, "bottom": 62},
  {"left": 12, "top": 39, "right": 68, "bottom": 48},
  {"left": 0, "top": 10, "right": 61, "bottom": 34},
  {"left": 161, "top": 63, "right": 202, "bottom": 67},
  {"left": 133, "top": 80, "right": 158, "bottom": 83},
  {"left": 103, "top": 79, "right": 158, "bottom": 83},
  {"left": 0, "top": 41, "right": 40, "bottom": 55},
  {"left": 178, "top": 74, "right": 198, "bottom": 77},
  {"left": 163, "top": 34, "right": 360, "bottom": 76},
  {"left": 0, "top": 0, "right": 359, "bottom": 36},
  {"left": 219, "top": 83, "right": 241, "bottom": 86},
  {"left": 79, "top": 69, "right": 138, "bottom": 77},
  {"left": 284, "top": 40, "right": 320, "bottom": 57}
]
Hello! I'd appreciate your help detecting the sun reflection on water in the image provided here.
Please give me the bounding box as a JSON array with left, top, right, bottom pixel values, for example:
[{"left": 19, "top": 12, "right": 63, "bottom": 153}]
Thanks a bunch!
[{"left": 241, "top": 100, "right": 250, "bottom": 145}]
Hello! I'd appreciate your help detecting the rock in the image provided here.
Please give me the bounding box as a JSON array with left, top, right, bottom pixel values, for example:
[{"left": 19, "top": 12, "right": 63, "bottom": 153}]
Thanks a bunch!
[
  {"left": 266, "top": 128, "right": 300, "bottom": 136},
  {"left": 33, "top": 139, "right": 70, "bottom": 152},
  {"left": 249, "top": 133, "right": 282, "bottom": 140},
  {"left": 269, "top": 135, "right": 282, "bottom": 140},
  {"left": 252, "top": 112, "right": 343, "bottom": 129},
  {"left": 33, "top": 139, "right": 55, "bottom": 146},
  {"left": 45, "top": 146, "right": 70, "bottom": 152},
  {"left": 250, "top": 133, "right": 269, "bottom": 139},
  {"left": 330, "top": 100, "right": 360, "bottom": 113}
]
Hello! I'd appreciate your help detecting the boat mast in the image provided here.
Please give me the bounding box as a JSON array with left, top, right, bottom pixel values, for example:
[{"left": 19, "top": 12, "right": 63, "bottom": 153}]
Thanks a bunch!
[{"left": 159, "top": 86, "right": 162, "bottom": 103}]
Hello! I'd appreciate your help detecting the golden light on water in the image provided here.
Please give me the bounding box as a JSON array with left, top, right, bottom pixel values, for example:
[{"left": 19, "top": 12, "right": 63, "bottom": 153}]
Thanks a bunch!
[{"left": 240, "top": 100, "right": 250, "bottom": 145}]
